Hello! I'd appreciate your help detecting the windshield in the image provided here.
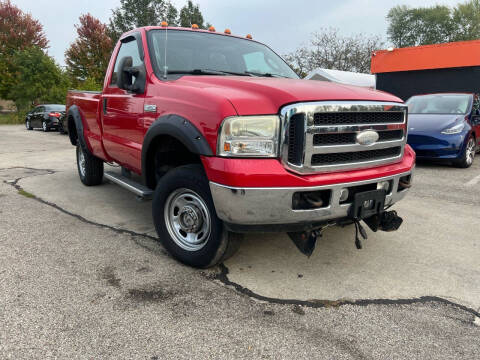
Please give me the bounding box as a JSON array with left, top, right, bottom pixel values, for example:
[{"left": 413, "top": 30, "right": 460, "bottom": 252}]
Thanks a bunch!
[
  {"left": 406, "top": 94, "right": 472, "bottom": 115},
  {"left": 147, "top": 29, "right": 299, "bottom": 79}
]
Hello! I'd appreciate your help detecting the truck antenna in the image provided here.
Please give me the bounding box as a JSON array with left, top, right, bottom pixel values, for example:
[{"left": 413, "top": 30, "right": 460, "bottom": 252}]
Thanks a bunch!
[{"left": 163, "top": 25, "right": 168, "bottom": 79}]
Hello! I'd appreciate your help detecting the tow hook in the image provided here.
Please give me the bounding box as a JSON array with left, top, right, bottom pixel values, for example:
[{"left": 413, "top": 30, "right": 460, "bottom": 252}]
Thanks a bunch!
[{"left": 287, "top": 229, "right": 323, "bottom": 257}]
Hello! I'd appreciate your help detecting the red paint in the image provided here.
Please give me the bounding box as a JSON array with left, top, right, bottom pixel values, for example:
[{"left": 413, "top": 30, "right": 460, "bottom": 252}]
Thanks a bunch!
[{"left": 67, "top": 26, "right": 414, "bottom": 189}]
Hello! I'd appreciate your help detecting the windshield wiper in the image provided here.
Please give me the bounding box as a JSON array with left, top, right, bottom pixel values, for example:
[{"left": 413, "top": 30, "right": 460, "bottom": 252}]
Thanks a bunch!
[
  {"left": 167, "top": 69, "right": 251, "bottom": 76},
  {"left": 244, "top": 71, "right": 290, "bottom": 78}
]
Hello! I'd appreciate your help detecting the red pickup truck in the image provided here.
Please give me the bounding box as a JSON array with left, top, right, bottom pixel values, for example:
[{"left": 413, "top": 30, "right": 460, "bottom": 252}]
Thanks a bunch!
[{"left": 66, "top": 25, "right": 415, "bottom": 268}]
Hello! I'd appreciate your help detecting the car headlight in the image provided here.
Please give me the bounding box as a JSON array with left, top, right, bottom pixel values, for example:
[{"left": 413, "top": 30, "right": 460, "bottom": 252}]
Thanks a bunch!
[
  {"left": 441, "top": 123, "right": 464, "bottom": 134},
  {"left": 218, "top": 115, "right": 280, "bottom": 157}
]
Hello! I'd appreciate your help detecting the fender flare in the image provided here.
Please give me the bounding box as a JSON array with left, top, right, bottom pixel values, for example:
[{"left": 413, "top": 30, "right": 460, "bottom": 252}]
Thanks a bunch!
[
  {"left": 66, "top": 105, "right": 86, "bottom": 147},
  {"left": 141, "top": 114, "right": 213, "bottom": 187}
]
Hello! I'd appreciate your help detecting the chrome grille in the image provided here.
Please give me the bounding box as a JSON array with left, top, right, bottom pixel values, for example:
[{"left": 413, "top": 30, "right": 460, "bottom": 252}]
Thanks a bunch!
[{"left": 280, "top": 102, "right": 408, "bottom": 174}]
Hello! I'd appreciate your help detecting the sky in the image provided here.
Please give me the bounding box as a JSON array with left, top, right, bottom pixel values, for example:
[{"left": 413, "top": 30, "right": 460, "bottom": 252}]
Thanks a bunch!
[{"left": 12, "top": 0, "right": 465, "bottom": 67}]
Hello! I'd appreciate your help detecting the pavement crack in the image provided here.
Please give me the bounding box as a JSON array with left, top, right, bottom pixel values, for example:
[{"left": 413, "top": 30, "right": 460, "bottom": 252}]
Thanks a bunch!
[{"left": 215, "top": 263, "right": 480, "bottom": 318}]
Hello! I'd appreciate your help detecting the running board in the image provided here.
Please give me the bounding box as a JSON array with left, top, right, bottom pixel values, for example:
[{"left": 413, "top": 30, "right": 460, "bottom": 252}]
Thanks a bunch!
[{"left": 104, "top": 171, "right": 154, "bottom": 199}]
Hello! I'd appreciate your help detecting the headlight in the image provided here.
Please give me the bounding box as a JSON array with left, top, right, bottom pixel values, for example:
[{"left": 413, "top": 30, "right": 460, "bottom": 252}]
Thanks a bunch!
[
  {"left": 441, "top": 123, "right": 464, "bottom": 134},
  {"left": 218, "top": 115, "right": 280, "bottom": 157}
]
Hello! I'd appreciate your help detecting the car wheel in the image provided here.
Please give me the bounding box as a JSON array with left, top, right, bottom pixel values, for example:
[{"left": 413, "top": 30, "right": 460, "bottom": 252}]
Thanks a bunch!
[
  {"left": 454, "top": 135, "right": 476, "bottom": 168},
  {"left": 76, "top": 141, "right": 104, "bottom": 186},
  {"left": 25, "top": 120, "right": 32, "bottom": 130},
  {"left": 152, "top": 164, "right": 241, "bottom": 268},
  {"left": 42, "top": 120, "right": 49, "bottom": 132}
]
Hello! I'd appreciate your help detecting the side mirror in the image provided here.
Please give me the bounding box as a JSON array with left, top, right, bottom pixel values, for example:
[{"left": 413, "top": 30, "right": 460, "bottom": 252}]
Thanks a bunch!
[{"left": 116, "top": 56, "right": 146, "bottom": 94}]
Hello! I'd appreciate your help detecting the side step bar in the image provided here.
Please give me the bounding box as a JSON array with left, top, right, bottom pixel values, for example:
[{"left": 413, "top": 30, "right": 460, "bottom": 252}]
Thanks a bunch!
[{"left": 104, "top": 171, "right": 154, "bottom": 199}]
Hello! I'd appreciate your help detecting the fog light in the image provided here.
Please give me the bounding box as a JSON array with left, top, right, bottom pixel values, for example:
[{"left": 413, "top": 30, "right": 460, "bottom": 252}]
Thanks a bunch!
[
  {"left": 339, "top": 188, "right": 349, "bottom": 203},
  {"left": 377, "top": 181, "right": 390, "bottom": 192}
]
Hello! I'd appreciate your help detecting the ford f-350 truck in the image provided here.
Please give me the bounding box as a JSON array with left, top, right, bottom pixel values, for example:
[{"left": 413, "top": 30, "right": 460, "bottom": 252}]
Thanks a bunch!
[{"left": 66, "top": 25, "right": 415, "bottom": 268}]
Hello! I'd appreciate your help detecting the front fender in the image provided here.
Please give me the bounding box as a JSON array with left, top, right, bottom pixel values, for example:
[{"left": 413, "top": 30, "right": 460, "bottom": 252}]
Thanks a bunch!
[{"left": 141, "top": 114, "right": 213, "bottom": 186}]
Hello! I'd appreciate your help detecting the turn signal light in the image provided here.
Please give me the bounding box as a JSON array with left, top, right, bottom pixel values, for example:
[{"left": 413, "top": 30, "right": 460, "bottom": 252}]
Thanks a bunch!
[
  {"left": 161, "top": 21, "right": 168, "bottom": 27},
  {"left": 224, "top": 28, "right": 231, "bottom": 34},
  {"left": 191, "top": 24, "right": 199, "bottom": 29},
  {"left": 209, "top": 26, "right": 216, "bottom": 32},
  {"left": 246, "top": 34, "right": 252, "bottom": 39}
]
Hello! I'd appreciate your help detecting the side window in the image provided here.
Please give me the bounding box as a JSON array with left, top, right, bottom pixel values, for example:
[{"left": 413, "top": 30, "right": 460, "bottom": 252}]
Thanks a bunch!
[
  {"left": 110, "top": 38, "right": 143, "bottom": 85},
  {"left": 36, "top": 106, "right": 44, "bottom": 113}
]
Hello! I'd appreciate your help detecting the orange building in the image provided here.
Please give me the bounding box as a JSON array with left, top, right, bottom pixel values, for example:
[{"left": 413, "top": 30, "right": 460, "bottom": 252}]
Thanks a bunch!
[{"left": 371, "top": 40, "right": 480, "bottom": 100}]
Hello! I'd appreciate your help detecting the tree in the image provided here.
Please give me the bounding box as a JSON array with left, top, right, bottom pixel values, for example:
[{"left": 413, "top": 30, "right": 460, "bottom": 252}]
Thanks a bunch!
[
  {"left": 0, "top": 0, "right": 49, "bottom": 100},
  {"left": 8, "top": 47, "right": 69, "bottom": 111},
  {"left": 65, "top": 14, "right": 113, "bottom": 90},
  {"left": 179, "top": 1, "right": 205, "bottom": 28},
  {"left": 108, "top": 0, "right": 179, "bottom": 43},
  {"left": 387, "top": 1, "right": 480, "bottom": 48},
  {"left": 284, "top": 28, "right": 384, "bottom": 76}
]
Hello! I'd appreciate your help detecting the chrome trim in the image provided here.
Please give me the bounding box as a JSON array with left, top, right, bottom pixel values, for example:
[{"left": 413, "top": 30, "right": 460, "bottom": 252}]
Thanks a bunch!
[
  {"left": 209, "top": 170, "right": 412, "bottom": 225},
  {"left": 280, "top": 101, "right": 408, "bottom": 174}
]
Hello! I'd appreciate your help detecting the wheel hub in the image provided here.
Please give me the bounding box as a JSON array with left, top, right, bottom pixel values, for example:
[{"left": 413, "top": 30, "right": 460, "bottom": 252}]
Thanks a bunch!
[{"left": 179, "top": 205, "right": 203, "bottom": 232}]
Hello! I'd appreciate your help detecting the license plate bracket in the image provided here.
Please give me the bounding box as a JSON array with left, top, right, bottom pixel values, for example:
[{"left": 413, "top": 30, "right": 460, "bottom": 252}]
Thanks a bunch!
[{"left": 349, "top": 189, "right": 386, "bottom": 220}]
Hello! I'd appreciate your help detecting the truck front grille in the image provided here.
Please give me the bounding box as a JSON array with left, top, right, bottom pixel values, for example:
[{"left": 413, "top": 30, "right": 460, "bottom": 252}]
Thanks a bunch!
[{"left": 281, "top": 102, "right": 408, "bottom": 174}]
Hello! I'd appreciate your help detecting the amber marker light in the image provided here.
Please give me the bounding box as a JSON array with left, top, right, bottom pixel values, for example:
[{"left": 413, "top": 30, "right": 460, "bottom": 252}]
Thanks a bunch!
[
  {"left": 223, "top": 143, "right": 231, "bottom": 152},
  {"left": 246, "top": 34, "right": 252, "bottom": 39},
  {"left": 191, "top": 24, "right": 199, "bottom": 29},
  {"left": 224, "top": 28, "right": 231, "bottom": 34},
  {"left": 161, "top": 21, "right": 168, "bottom": 27},
  {"left": 209, "top": 26, "right": 216, "bottom": 32}
]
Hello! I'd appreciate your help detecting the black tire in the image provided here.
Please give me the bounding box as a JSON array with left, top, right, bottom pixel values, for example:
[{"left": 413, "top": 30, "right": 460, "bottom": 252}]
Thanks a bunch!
[
  {"left": 42, "top": 120, "right": 49, "bottom": 132},
  {"left": 76, "top": 141, "right": 104, "bottom": 186},
  {"left": 25, "top": 120, "right": 32, "bottom": 130},
  {"left": 152, "top": 164, "right": 241, "bottom": 268},
  {"left": 454, "top": 135, "right": 475, "bottom": 168}
]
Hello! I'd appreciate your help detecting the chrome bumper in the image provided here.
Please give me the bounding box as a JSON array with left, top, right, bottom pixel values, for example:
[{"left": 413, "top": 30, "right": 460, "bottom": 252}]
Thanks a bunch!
[{"left": 209, "top": 171, "right": 412, "bottom": 226}]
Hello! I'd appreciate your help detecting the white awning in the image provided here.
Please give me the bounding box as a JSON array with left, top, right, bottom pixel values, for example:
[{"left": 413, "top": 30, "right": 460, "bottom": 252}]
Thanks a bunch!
[{"left": 305, "top": 68, "right": 375, "bottom": 88}]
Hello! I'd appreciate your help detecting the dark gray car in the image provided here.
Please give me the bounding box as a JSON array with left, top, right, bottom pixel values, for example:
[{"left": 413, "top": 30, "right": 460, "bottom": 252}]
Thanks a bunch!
[{"left": 25, "top": 104, "right": 66, "bottom": 132}]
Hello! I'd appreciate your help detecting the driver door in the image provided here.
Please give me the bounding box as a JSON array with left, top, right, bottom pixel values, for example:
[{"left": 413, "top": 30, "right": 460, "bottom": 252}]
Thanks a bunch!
[{"left": 102, "top": 34, "right": 146, "bottom": 173}]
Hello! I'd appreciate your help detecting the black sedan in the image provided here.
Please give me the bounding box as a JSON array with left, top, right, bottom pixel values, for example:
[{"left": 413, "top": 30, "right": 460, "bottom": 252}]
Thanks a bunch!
[{"left": 25, "top": 104, "right": 66, "bottom": 132}]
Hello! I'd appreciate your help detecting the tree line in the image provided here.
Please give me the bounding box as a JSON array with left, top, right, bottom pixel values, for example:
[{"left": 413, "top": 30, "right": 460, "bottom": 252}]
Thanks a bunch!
[
  {"left": 0, "top": 0, "right": 209, "bottom": 116},
  {"left": 2, "top": 0, "right": 480, "bottom": 118}
]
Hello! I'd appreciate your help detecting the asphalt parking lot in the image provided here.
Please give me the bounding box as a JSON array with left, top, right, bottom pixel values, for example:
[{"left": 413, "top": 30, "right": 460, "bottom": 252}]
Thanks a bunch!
[{"left": 1, "top": 124, "right": 479, "bottom": 359}]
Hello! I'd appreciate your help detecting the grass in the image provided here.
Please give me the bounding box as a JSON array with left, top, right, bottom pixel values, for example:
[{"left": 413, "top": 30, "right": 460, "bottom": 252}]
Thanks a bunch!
[
  {"left": 0, "top": 112, "right": 24, "bottom": 125},
  {"left": 17, "top": 189, "right": 36, "bottom": 198}
]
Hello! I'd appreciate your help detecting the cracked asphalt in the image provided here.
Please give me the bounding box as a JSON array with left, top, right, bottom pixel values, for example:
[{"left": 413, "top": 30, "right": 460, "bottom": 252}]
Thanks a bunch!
[{"left": 1, "top": 125, "right": 480, "bottom": 359}]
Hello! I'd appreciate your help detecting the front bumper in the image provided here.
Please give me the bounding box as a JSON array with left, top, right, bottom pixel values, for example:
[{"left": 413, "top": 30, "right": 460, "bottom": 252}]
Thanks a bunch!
[
  {"left": 209, "top": 170, "right": 413, "bottom": 231},
  {"left": 408, "top": 132, "right": 467, "bottom": 159}
]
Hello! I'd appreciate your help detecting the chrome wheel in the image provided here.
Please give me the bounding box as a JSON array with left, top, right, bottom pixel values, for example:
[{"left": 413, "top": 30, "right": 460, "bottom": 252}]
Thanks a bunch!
[
  {"left": 466, "top": 137, "right": 475, "bottom": 166},
  {"left": 77, "top": 145, "right": 86, "bottom": 178},
  {"left": 26, "top": 120, "right": 30, "bottom": 129},
  {"left": 164, "top": 188, "right": 211, "bottom": 252},
  {"left": 42, "top": 121, "right": 47, "bottom": 132}
]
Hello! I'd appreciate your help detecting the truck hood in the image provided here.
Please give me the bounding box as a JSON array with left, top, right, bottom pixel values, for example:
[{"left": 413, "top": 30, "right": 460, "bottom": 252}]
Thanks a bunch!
[
  {"left": 177, "top": 76, "right": 403, "bottom": 115},
  {"left": 408, "top": 114, "right": 465, "bottom": 133}
]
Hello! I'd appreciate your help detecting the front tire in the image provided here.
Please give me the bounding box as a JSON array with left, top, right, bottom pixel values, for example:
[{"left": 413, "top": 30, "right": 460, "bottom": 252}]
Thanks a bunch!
[
  {"left": 76, "top": 141, "right": 104, "bottom": 186},
  {"left": 152, "top": 164, "right": 240, "bottom": 268},
  {"left": 454, "top": 135, "right": 476, "bottom": 168},
  {"left": 25, "top": 120, "right": 32, "bottom": 130}
]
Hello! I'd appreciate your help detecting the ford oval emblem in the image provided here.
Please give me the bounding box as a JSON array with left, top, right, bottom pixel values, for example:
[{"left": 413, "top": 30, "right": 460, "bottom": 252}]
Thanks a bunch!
[{"left": 356, "top": 130, "right": 379, "bottom": 146}]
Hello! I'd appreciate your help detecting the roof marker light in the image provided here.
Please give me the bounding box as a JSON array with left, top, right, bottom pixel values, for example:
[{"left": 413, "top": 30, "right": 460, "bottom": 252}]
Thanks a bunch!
[
  {"left": 246, "top": 34, "right": 252, "bottom": 39},
  {"left": 191, "top": 24, "right": 199, "bottom": 29},
  {"left": 224, "top": 28, "right": 231, "bottom": 34},
  {"left": 209, "top": 26, "right": 216, "bottom": 32},
  {"left": 161, "top": 21, "right": 168, "bottom": 27}
]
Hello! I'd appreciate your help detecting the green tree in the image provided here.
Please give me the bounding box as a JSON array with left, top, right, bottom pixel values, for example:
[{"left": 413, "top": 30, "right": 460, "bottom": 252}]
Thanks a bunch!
[
  {"left": 8, "top": 47, "right": 69, "bottom": 111},
  {"left": 65, "top": 14, "right": 113, "bottom": 90},
  {"left": 387, "top": 1, "right": 480, "bottom": 48},
  {"left": 108, "top": 0, "right": 179, "bottom": 43},
  {"left": 179, "top": 1, "right": 205, "bottom": 28},
  {"left": 452, "top": 0, "right": 480, "bottom": 41},
  {"left": 0, "top": 0, "right": 48, "bottom": 101}
]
